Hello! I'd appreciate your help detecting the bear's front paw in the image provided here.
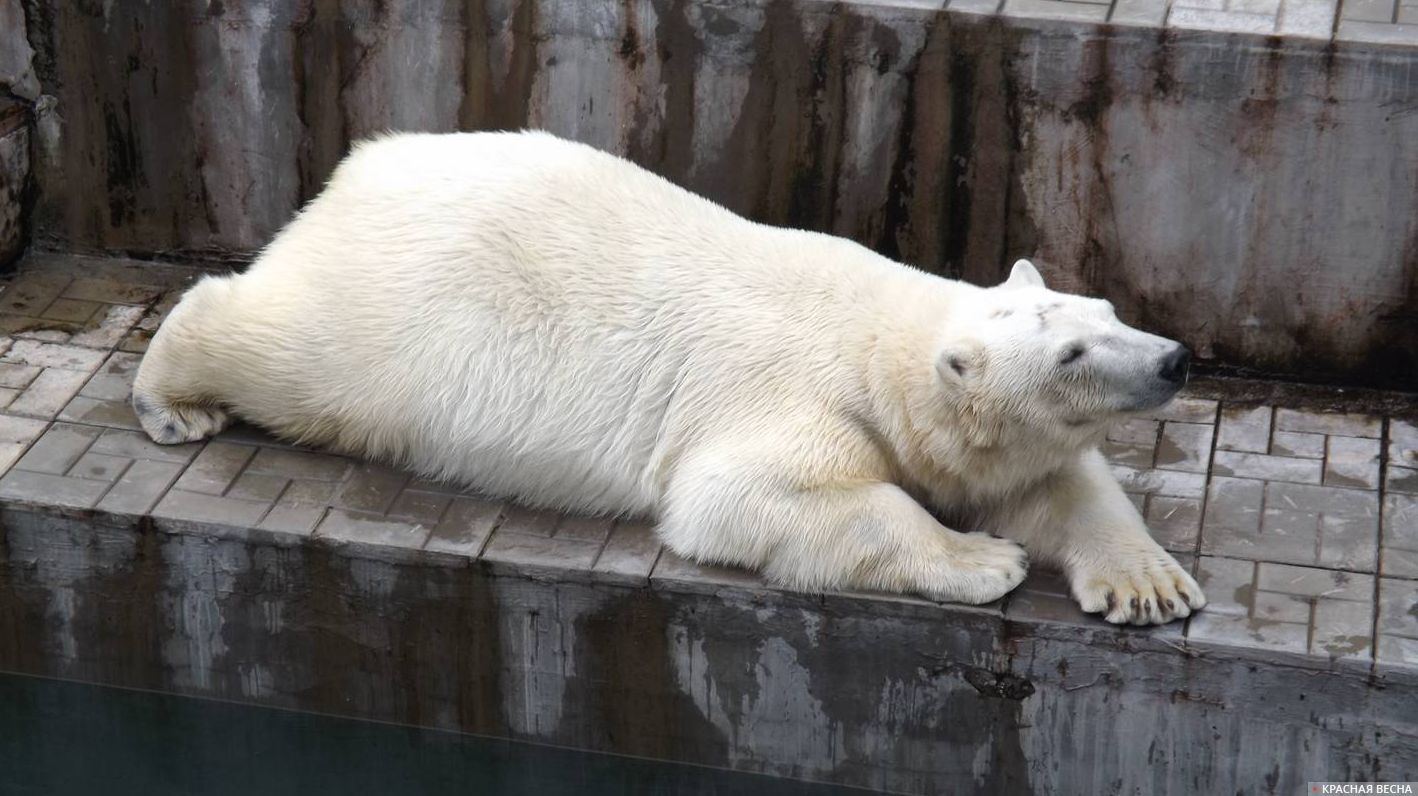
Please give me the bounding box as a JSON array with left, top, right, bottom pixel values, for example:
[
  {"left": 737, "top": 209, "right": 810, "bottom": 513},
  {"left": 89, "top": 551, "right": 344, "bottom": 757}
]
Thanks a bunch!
[
  {"left": 1069, "top": 552, "right": 1206, "bottom": 625},
  {"left": 921, "top": 532, "right": 1029, "bottom": 606}
]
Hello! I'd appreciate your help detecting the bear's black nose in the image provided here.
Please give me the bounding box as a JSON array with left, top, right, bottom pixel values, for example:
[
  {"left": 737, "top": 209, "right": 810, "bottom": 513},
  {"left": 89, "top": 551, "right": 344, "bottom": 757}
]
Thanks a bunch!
[{"left": 1159, "top": 345, "right": 1191, "bottom": 385}]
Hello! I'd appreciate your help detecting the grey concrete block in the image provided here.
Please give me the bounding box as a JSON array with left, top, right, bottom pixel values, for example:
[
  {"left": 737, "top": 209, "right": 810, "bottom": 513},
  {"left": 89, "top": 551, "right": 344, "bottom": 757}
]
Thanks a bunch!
[
  {"left": 499, "top": 504, "right": 563, "bottom": 538},
  {"left": 317, "top": 509, "right": 433, "bottom": 554},
  {"left": 651, "top": 551, "right": 766, "bottom": 596},
  {"left": 1270, "top": 430, "right": 1325, "bottom": 459},
  {"left": 1155, "top": 421, "right": 1213, "bottom": 473},
  {"left": 332, "top": 462, "right": 409, "bottom": 514},
  {"left": 1110, "top": 0, "right": 1170, "bottom": 24},
  {"left": 246, "top": 447, "right": 350, "bottom": 482},
  {"left": 67, "top": 452, "right": 129, "bottom": 482},
  {"left": 1144, "top": 397, "right": 1218, "bottom": 425},
  {"left": 1168, "top": 8, "right": 1278, "bottom": 32},
  {"left": 592, "top": 520, "right": 663, "bottom": 585},
  {"left": 1377, "top": 578, "right": 1418, "bottom": 668},
  {"left": 1212, "top": 450, "right": 1322, "bottom": 484},
  {"left": 152, "top": 489, "right": 270, "bottom": 528},
  {"left": 1217, "top": 405, "right": 1272, "bottom": 454},
  {"left": 1001, "top": 0, "right": 1109, "bottom": 19},
  {"left": 1277, "top": 0, "right": 1340, "bottom": 34},
  {"left": 423, "top": 496, "right": 502, "bottom": 557},
  {"left": 0, "top": 469, "right": 110, "bottom": 508},
  {"left": 482, "top": 529, "right": 604, "bottom": 577},
  {"left": 1275, "top": 408, "right": 1381, "bottom": 439},
  {"left": 1383, "top": 493, "right": 1418, "bottom": 580},
  {"left": 61, "top": 277, "right": 164, "bottom": 305},
  {"left": 0, "top": 363, "right": 40, "bottom": 389},
  {"left": 1389, "top": 465, "right": 1418, "bottom": 495},
  {"left": 14, "top": 423, "right": 101, "bottom": 474},
  {"left": 1146, "top": 495, "right": 1203, "bottom": 553},
  {"left": 1341, "top": 0, "right": 1397, "bottom": 20},
  {"left": 386, "top": 489, "right": 452, "bottom": 526},
  {"left": 89, "top": 428, "right": 201, "bottom": 463},
  {"left": 7, "top": 368, "right": 92, "bottom": 418},
  {"left": 1, "top": 340, "right": 108, "bottom": 372},
  {"left": 1324, "top": 435, "right": 1380, "bottom": 490},
  {"left": 257, "top": 479, "right": 337, "bottom": 536},
  {"left": 95, "top": 459, "right": 184, "bottom": 515},
  {"left": 1391, "top": 420, "right": 1418, "bottom": 470},
  {"left": 40, "top": 298, "right": 100, "bottom": 323},
  {"left": 172, "top": 442, "right": 257, "bottom": 495},
  {"left": 1110, "top": 465, "right": 1206, "bottom": 499}
]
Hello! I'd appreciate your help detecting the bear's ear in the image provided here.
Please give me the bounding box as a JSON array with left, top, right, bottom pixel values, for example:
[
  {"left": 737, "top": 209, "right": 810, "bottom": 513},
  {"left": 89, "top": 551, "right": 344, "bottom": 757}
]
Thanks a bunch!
[
  {"left": 935, "top": 341, "right": 984, "bottom": 387},
  {"left": 1003, "top": 259, "right": 1045, "bottom": 290}
]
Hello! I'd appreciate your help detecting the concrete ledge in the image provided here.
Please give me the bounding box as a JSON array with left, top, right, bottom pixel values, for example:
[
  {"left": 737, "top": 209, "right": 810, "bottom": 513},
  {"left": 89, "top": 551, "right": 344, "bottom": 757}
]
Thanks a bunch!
[{"left": 2, "top": 257, "right": 1417, "bottom": 792}]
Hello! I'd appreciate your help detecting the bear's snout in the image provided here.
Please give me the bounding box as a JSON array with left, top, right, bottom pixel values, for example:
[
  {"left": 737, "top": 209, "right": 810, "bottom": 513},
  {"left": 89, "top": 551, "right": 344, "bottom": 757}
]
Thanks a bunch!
[{"left": 1157, "top": 345, "right": 1191, "bottom": 386}]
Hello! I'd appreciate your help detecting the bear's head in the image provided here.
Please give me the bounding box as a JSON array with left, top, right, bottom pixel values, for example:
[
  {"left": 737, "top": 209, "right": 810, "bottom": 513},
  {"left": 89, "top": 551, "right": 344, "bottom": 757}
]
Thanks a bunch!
[{"left": 935, "top": 259, "right": 1189, "bottom": 441}]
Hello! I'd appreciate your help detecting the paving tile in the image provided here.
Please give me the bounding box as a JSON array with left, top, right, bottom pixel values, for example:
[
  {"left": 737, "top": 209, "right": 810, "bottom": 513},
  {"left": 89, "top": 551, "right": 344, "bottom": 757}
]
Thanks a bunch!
[
  {"left": 41, "top": 298, "right": 101, "bottom": 323},
  {"left": 482, "top": 529, "right": 604, "bottom": 573},
  {"left": 67, "top": 452, "right": 130, "bottom": 482},
  {"left": 153, "top": 489, "right": 270, "bottom": 527},
  {"left": 1217, "top": 405, "right": 1271, "bottom": 453},
  {"left": 317, "top": 509, "right": 431, "bottom": 551},
  {"left": 172, "top": 442, "right": 257, "bottom": 495},
  {"left": 95, "top": 459, "right": 185, "bottom": 515},
  {"left": 1103, "top": 439, "right": 1155, "bottom": 469},
  {"left": 1, "top": 340, "right": 108, "bottom": 372},
  {"left": 61, "top": 277, "right": 164, "bottom": 305},
  {"left": 57, "top": 396, "right": 141, "bottom": 430},
  {"left": 0, "top": 363, "right": 40, "bottom": 389},
  {"left": 651, "top": 551, "right": 766, "bottom": 593},
  {"left": 13, "top": 423, "right": 101, "bottom": 474},
  {"left": 1324, "top": 435, "right": 1380, "bottom": 490},
  {"left": 556, "top": 515, "right": 614, "bottom": 543},
  {"left": 1341, "top": 0, "right": 1396, "bottom": 20},
  {"left": 1111, "top": 0, "right": 1170, "bottom": 23},
  {"left": 1383, "top": 493, "right": 1418, "bottom": 580},
  {"left": 1270, "top": 431, "right": 1325, "bottom": 459},
  {"left": 1388, "top": 465, "right": 1418, "bottom": 495},
  {"left": 332, "top": 462, "right": 409, "bottom": 514},
  {"left": 1211, "top": 450, "right": 1322, "bottom": 484},
  {"left": 592, "top": 520, "right": 663, "bottom": 585},
  {"left": 1146, "top": 495, "right": 1203, "bottom": 553},
  {"left": 0, "top": 414, "right": 49, "bottom": 473},
  {"left": 7, "top": 368, "right": 93, "bottom": 418},
  {"left": 386, "top": 489, "right": 453, "bottom": 526},
  {"left": 1229, "top": 0, "right": 1282, "bottom": 14},
  {"left": 1111, "top": 465, "right": 1207, "bottom": 499},
  {"left": 0, "top": 273, "right": 70, "bottom": 315},
  {"left": 1389, "top": 420, "right": 1418, "bottom": 470},
  {"left": 245, "top": 447, "right": 350, "bottom": 482},
  {"left": 1154, "top": 421, "right": 1213, "bottom": 473},
  {"left": 88, "top": 428, "right": 202, "bottom": 463},
  {"left": 1168, "top": 7, "right": 1278, "bottom": 32},
  {"left": 499, "top": 504, "right": 563, "bottom": 537},
  {"left": 1377, "top": 578, "right": 1418, "bottom": 668},
  {"left": 423, "top": 496, "right": 503, "bottom": 556},
  {"left": 1001, "top": 0, "right": 1110, "bottom": 19},
  {"left": 1004, "top": 569, "right": 1095, "bottom": 627},
  {"left": 257, "top": 480, "right": 338, "bottom": 536},
  {"left": 1107, "top": 418, "right": 1161, "bottom": 446},
  {"left": 1202, "top": 474, "right": 1265, "bottom": 544},
  {"left": 76, "top": 353, "right": 141, "bottom": 402},
  {"left": 1144, "top": 397, "right": 1218, "bottom": 425},
  {"left": 1274, "top": 408, "right": 1381, "bottom": 439},
  {"left": 1277, "top": 0, "right": 1340, "bottom": 35},
  {"left": 0, "top": 469, "right": 111, "bottom": 509},
  {"left": 227, "top": 472, "right": 289, "bottom": 503},
  {"left": 948, "top": 0, "right": 1004, "bottom": 13}
]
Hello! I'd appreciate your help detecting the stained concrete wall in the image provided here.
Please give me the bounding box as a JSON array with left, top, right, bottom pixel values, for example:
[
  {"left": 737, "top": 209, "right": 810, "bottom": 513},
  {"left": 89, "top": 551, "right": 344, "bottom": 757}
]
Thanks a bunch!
[
  {"left": 1, "top": 0, "right": 38, "bottom": 267},
  {"left": 2, "top": 507, "right": 1415, "bottom": 794},
  {"left": 16, "top": 0, "right": 1418, "bottom": 386}
]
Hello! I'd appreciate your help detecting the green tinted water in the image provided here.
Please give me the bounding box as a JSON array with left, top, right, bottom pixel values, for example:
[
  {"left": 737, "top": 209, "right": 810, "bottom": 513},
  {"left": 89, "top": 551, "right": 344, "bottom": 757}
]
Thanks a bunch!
[{"left": 0, "top": 673, "right": 866, "bottom": 795}]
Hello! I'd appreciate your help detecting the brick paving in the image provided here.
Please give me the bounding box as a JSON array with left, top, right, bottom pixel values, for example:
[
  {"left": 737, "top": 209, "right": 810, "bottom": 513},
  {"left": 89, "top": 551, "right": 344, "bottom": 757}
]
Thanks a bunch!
[
  {"left": 0, "top": 255, "right": 1414, "bottom": 674},
  {"left": 991, "top": 0, "right": 1418, "bottom": 43}
]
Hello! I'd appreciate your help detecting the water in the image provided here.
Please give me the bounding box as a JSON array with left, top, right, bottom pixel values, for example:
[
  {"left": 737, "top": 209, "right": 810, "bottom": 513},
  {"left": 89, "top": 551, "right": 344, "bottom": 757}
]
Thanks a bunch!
[{"left": 0, "top": 673, "right": 866, "bottom": 796}]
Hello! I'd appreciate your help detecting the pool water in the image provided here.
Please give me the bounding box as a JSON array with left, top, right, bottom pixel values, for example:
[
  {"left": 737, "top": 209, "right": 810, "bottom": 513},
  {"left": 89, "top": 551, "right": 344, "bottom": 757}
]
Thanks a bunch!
[{"left": 0, "top": 673, "right": 865, "bottom": 795}]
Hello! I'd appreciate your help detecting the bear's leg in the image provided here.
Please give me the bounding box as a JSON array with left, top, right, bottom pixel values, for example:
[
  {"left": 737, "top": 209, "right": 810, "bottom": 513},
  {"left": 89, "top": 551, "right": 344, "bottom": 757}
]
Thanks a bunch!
[
  {"left": 129, "top": 282, "right": 233, "bottom": 445},
  {"left": 659, "top": 456, "right": 1028, "bottom": 604},
  {"left": 989, "top": 449, "right": 1206, "bottom": 625}
]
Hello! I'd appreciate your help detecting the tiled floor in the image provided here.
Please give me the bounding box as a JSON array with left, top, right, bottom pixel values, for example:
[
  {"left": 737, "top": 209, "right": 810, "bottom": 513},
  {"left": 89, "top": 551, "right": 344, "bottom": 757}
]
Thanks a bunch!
[
  {"left": 985, "top": 0, "right": 1418, "bottom": 42},
  {"left": 0, "top": 255, "right": 1414, "bottom": 674}
]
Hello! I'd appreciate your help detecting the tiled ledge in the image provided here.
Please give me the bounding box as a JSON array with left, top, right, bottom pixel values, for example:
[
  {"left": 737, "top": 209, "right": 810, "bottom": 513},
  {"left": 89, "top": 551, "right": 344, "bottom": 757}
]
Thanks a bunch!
[
  {"left": 0, "top": 253, "right": 1413, "bottom": 681},
  {"left": 938, "top": 0, "right": 1418, "bottom": 44}
]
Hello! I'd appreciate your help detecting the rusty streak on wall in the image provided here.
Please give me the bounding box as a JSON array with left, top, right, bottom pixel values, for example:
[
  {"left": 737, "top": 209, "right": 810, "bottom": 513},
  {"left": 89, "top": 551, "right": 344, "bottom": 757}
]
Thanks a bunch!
[{"left": 16, "top": 0, "right": 1418, "bottom": 388}]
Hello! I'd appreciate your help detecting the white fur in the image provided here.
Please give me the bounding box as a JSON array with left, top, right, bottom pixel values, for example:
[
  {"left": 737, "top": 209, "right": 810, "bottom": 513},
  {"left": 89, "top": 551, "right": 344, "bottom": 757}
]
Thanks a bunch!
[{"left": 133, "top": 131, "right": 1205, "bottom": 624}]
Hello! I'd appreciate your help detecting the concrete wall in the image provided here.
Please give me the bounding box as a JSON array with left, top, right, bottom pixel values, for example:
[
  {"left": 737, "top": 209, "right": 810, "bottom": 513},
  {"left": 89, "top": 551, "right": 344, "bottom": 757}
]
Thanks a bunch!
[
  {"left": 16, "top": 0, "right": 1418, "bottom": 386},
  {"left": 2, "top": 507, "right": 1414, "bottom": 794},
  {"left": 1, "top": 0, "right": 38, "bottom": 267}
]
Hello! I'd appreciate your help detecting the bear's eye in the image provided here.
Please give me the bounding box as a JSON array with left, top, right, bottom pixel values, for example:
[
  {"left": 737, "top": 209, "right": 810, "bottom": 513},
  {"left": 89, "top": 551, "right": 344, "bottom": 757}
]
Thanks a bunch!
[{"left": 1059, "top": 345, "right": 1086, "bottom": 365}]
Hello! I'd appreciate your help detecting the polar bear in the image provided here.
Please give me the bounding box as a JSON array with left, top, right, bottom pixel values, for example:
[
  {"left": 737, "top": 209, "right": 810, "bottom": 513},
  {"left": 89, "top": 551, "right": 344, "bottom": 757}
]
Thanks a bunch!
[{"left": 132, "top": 130, "right": 1205, "bottom": 625}]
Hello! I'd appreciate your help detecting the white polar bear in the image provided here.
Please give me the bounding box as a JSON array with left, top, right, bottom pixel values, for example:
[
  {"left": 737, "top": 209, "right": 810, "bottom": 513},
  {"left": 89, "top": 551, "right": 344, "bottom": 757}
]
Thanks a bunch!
[{"left": 132, "top": 130, "right": 1205, "bottom": 625}]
